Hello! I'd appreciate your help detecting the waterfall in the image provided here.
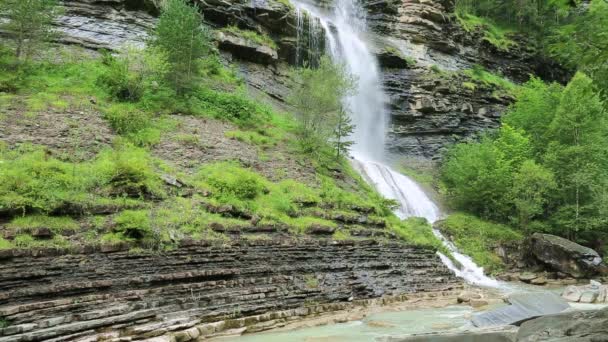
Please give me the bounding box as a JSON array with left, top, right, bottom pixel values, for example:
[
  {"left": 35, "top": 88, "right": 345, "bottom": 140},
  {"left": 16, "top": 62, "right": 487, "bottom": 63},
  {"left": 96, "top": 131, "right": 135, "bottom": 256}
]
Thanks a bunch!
[{"left": 291, "top": 0, "right": 498, "bottom": 287}]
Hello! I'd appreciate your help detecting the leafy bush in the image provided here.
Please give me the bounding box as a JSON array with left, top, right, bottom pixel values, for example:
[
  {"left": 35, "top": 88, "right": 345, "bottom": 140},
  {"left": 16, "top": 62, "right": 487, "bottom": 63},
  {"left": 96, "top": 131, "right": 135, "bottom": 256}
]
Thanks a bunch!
[
  {"left": 104, "top": 104, "right": 152, "bottom": 135},
  {"left": 195, "top": 162, "right": 267, "bottom": 200},
  {"left": 113, "top": 210, "right": 152, "bottom": 239},
  {"left": 189, "top": 88, "right": 273, "bottom": 127},
  {"left": 0, "top": 145, "right": 92, "bottom": 214},
  {"left": 97, "top": 46, "right": 169, "bottom": 102},
  {"left": 95, "top": 144, "right": 165, "bottom": 199}
]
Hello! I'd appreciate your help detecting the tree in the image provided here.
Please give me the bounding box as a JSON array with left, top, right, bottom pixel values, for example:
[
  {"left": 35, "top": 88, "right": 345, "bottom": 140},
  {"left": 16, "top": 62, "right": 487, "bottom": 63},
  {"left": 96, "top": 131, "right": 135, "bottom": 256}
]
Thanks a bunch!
[
  {"left": 509, "top": 160, "right": 556, "bottom": 230},
  {"left": 502, "top": 77, "right": 563, "bottom": 156},
  {"left": 332, "top": 107, "right": 355, "bottom": 160},
  {"left": 150, "top": 0, "right": 211, "bottom": 94},
  {"left": 549, "top": 0, "right": 608, "bottom": 97},
  {"left": 441, "top": 137, "right": 513, "bottom": 220},
  {"left": 0, "top": 0, "right": 61, "bottom": 61},
  {"left": 543, "top": 72, "right": 608, "bottom": 239},
  {"left": 288, "top": 56, "right": 355, "bottom": 156}
]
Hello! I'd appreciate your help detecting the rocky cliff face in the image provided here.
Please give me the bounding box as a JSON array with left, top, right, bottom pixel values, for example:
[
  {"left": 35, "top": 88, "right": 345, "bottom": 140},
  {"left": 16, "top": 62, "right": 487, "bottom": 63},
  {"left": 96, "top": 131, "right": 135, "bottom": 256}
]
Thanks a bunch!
[
  {"left": 52, "top": 0, "right": 563, "bottom": 160},
  {"left": 0, "top": 240, "right": 460, "bottom": 341}
]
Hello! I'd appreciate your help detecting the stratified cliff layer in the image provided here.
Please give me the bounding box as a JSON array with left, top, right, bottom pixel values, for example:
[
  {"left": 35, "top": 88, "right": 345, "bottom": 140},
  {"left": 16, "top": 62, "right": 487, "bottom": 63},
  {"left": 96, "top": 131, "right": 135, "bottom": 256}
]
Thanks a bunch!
[
  {"left": 50, "top": 0, "right": 566, "bottom": 160},
  {"left": 0, "top": 240, "right": 460, "bottom": 341}
]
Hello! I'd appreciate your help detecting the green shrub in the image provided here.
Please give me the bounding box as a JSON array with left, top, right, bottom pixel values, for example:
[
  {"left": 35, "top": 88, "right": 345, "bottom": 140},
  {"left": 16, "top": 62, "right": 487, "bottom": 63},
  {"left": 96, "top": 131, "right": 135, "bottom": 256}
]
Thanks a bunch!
[
  {"left": 8, "top": 215, "right": 78, "bottom": 232},
  {"left": 0, "top": 145, "right": 92, "bottom": 213},
  {"left": 0, "top": 238, "right": 12, "bottom": 250},
  {"left": 97, "top": 46, "right": 169, "bottom": 102},
  {"left": 189, "top": 88, "right": 273, "bottom": 127},
  {"left": 195, "top": 162, "right": 267, "bottom": 200},
  {"left": 95, "top": 144, "right": 165, "bottom": 199},
  {"left": 104, "top": 104, "right": 152, "bottom": 135},
  {"left": 113, "top": 210, "right": 152, "bottom": 239}
]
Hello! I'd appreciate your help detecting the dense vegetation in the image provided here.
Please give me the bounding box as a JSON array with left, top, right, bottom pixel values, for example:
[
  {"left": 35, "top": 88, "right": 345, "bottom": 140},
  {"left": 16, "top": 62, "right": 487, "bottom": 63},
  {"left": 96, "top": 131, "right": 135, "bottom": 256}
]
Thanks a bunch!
[
  {"left": 0, "top": 0, "right": 442, "bottom": 251},
  {"left": 445, "top": 1, "right": 608, "bottom": 253}
]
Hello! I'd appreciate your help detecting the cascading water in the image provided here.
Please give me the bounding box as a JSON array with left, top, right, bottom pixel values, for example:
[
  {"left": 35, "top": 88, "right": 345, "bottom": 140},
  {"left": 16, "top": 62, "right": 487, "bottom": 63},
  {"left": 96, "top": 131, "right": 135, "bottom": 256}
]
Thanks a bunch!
[{"left": 291, "top": 0, "right": 498, "bottom": 287}]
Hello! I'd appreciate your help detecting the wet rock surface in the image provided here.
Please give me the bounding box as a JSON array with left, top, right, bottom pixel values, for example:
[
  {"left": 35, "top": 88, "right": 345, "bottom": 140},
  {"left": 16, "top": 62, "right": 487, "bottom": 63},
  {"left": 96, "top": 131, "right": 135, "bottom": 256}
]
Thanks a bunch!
[
  {"left": 0, "top": 239, "right": 461, "bottom": 341},
  {"left": 516, "top": 307, "right": 608, "bottom": 342},
  {"left": 562, "top": 280, "right": 608, "bottom": 304}
]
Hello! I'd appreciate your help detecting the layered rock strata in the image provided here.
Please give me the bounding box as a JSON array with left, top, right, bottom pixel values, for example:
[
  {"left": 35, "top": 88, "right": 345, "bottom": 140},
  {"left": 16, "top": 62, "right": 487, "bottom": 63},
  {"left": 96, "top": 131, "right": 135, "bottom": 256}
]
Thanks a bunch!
[
  {"left": 0, "top": 239, "right": 461, "bottom": 341},
  {"left": 48, "top": 0, "right": 564, "bottom": 160}
]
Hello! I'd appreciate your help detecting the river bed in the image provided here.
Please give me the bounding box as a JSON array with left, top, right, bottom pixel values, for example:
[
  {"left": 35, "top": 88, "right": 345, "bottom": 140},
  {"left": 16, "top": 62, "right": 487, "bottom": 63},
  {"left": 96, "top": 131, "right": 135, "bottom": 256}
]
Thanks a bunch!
[{"left": 217, "top": 283, "right": 606, "bottom": 342}]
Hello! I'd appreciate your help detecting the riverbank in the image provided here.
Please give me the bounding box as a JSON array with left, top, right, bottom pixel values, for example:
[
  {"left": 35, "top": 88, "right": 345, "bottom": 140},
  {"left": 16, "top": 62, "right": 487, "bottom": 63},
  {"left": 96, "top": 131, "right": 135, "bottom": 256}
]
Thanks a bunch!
[{"left": 217, "top": 283, "right": 608, "bottom": 342}]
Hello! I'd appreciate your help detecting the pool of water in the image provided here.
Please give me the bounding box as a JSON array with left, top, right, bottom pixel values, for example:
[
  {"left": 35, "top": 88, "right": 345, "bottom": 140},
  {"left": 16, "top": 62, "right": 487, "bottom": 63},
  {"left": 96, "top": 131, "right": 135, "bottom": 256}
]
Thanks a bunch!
[
  {"left": 217, "top": 283, "right": 607, "bottom": 342},
  {"left": 218, "top": 305, "right": 475, "bottom": 342}
]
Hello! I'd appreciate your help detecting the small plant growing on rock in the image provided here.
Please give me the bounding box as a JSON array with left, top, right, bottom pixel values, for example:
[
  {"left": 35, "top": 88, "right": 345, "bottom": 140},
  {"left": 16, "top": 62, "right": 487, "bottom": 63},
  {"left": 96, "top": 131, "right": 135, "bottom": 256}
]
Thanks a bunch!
[{"left": 113, "top": 210, "right": 152, "bottom": 240}]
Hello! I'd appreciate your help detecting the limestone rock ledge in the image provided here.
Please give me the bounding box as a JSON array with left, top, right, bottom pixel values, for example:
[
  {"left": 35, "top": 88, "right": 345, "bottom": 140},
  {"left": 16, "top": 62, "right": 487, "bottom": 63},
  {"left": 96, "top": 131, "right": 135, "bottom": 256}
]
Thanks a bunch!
[{"left": 0, "top": 239, "right": 461, "bottom": 342}]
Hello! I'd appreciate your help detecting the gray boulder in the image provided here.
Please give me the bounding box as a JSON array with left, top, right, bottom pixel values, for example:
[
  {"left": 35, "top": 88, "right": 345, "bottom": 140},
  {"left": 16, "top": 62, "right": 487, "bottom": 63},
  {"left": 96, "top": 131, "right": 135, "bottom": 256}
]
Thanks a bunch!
[
  {"left": 529, "top": 233, "right": 604, "bottom": 278},
  {"left": 561, "top": 281, "right": 608, "bottom": 304},
  {"left": 516, "top": 307, "right": 608, "bottom": 341}
]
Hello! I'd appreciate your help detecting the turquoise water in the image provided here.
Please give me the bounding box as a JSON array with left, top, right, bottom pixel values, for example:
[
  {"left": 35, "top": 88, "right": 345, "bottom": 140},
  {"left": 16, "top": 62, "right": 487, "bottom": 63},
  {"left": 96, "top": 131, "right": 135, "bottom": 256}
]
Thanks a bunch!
[{"left": 218, "top": 305, "right": 474, "bottom": 342}]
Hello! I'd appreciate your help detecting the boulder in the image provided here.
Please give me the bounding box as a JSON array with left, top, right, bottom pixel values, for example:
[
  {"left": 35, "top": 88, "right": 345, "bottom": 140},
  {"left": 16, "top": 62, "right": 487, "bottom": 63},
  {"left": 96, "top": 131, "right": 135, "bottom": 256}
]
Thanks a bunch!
[
  {"left": 561, "top": 281, "right": 608, "bottom": 304},
  {"left": 530, "top": 277, "right": 547, "bottom": 286},
  {"left": 457, "top": 291, "right": 482, "bottom": 303},
  {"left": 529, "top": 233, "right": 604, "bottom": 278},
  {"left": 516, "top": 307, "right": 608, "bottom": 341},
  {"left": 561, "top": 285, "right": 583, "bottom": 302},
  {"left": 517, "top": 273, "right": 537, "bottom": 283}
]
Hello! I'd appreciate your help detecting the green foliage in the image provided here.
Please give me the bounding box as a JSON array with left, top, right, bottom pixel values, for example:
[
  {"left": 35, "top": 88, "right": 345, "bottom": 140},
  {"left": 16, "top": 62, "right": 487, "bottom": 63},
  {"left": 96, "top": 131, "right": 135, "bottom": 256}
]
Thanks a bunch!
[
  {"left": 97, "top": 46, "right": 169, "bottom": 102},
  {"left": 438, "top": 213, "right": 523, "bottom": 274},
  {"left": 549, "top": 0, "right": 608, "bottom": 97},
  {"left": 0, "top": 145, "right": 94, "bottom": 214},
  {"left": 0, "top": 144, "right": 163, "bottom": 215},
  {"left": 288, "top": 56, "right": 356, "bottom": 157},
  {"left": 95, "top": 143, "right": 165, "bottom": 199},
  {"left": 462, "top": 65, "right": 516, "bottom": 92},
  {"left": 390, "top": 217, "right": 443, "bottom": 250},
  {"left": 222, "top": 26, "right": 277, "bottom": 49},
  {"left": 195, "top": 162, "right": 267, "bottom": 200},
  {"left": 113, "top": 210, "right": 152, "bottom": 240},
  {"left": 0, "top": 0, "right": 61, "bottom": 61},
  {"left": 151, "top": 0, "right": 212, "bottom": 94},
  {"left": 455, "top": 0, "right": 572, "bottom": 43},
  {"left": 509, "top": 160, "right": 557, "bottom": 230},
  {"left": 0, "top": 238, "right": 12, "bottom": 250},
  {"left": 442, "top": 72, "right": 608, "bottom": 246},
  {"left": 189, "top": 88, "right": 273, "bottom": 127},
  {"left": 455, "top": 12, "right": 516, "bottom": 51},
  {"left": 441, "top": 135, "right": 513, "bottom": 220},
  {"left": 503, "top": 77, "right": 563, "bottom": 155},
  {"left": 8, "top": 215, "right": 78, "bottom": 233},
  {"left": 332, "top": 108, "right": 355, "bottom": 160}
]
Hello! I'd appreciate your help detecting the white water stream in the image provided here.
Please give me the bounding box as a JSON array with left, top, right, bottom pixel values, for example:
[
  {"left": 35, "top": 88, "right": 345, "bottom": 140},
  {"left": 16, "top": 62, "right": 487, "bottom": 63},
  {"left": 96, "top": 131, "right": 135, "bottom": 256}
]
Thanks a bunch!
[{"left": 291, "top": 0, "right": 499, "bottom": 287}]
